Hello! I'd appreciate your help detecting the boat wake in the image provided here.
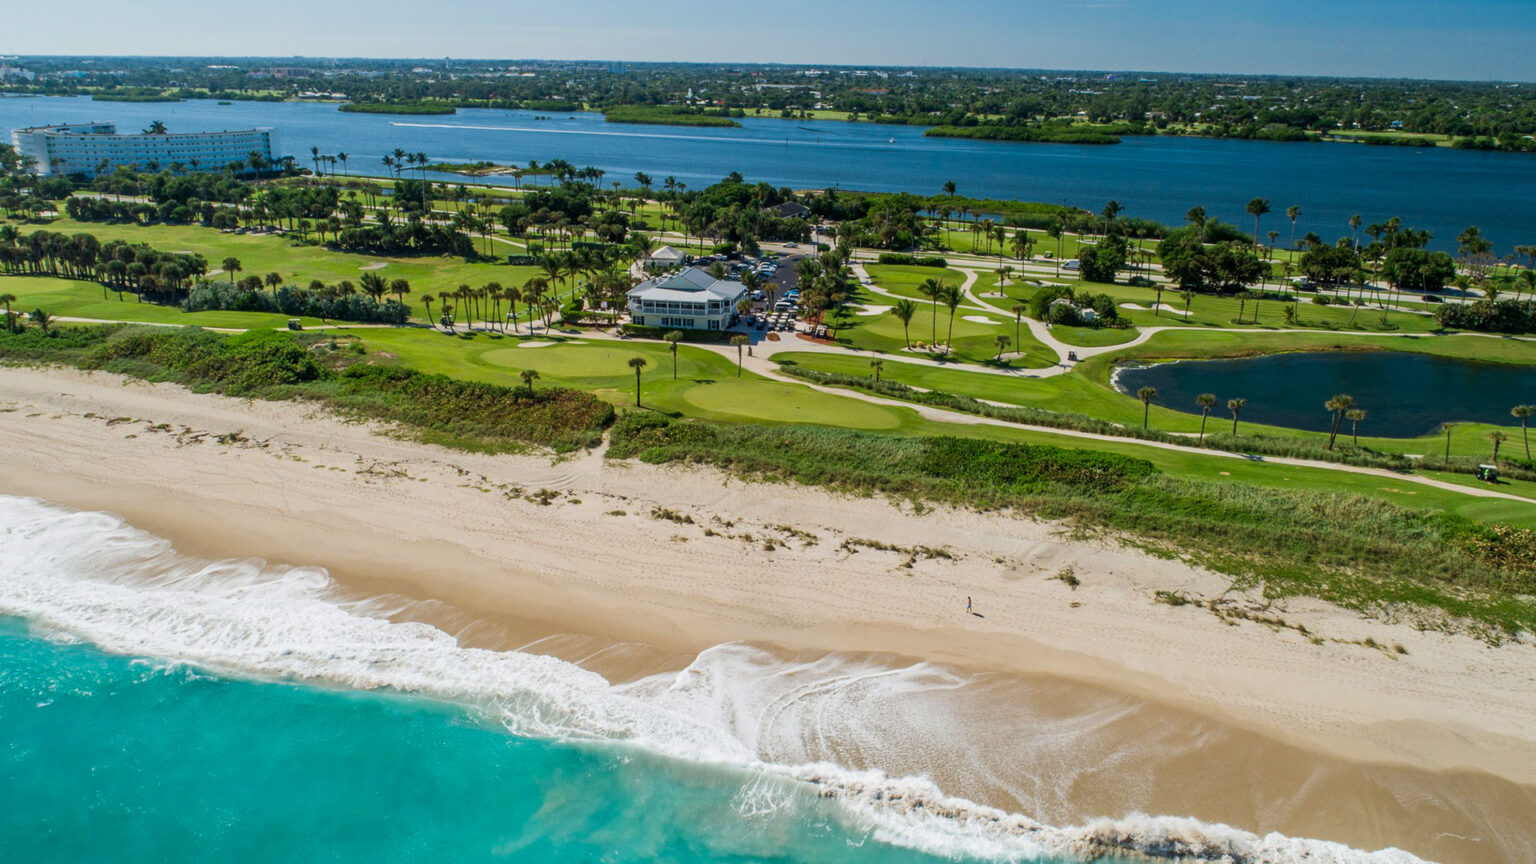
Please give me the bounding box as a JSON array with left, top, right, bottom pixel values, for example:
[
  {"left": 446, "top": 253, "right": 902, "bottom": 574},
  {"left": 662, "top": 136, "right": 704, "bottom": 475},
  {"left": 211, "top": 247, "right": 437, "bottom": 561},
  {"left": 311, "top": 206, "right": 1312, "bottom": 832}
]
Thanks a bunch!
[{"left": 0, "top": 495, "right": 1428, "bottom": 864}]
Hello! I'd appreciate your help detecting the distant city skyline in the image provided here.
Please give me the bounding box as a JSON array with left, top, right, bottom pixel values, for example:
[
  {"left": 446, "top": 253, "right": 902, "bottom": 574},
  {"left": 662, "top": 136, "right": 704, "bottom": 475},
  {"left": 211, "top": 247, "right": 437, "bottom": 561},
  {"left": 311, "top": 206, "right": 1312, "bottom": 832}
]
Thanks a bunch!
[{"left": 9, "top": 0, "right": 1536, "bottom": 82}]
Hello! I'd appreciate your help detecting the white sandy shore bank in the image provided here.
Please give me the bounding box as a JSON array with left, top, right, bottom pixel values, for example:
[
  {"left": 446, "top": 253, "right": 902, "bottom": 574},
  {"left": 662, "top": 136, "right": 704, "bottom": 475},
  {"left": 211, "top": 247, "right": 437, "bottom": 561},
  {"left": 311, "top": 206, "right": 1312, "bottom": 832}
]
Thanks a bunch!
[{"left": 0, "top": 365, "right": 1532, "bottom": 864}]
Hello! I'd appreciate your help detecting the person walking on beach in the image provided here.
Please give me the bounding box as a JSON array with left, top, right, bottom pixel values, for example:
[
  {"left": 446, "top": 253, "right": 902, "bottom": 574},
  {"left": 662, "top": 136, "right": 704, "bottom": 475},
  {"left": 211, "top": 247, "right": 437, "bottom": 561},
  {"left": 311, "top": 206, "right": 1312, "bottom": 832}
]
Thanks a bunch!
[{"left": 966, "top": 596, "right": 972, "bottom": 614}]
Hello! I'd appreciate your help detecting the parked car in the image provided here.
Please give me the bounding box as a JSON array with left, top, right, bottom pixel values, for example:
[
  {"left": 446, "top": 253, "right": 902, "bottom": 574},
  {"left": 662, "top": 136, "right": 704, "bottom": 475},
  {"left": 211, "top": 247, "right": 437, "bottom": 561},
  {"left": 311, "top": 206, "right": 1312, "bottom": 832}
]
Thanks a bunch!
[
  {"left": 1062, "top": 259, "right": 1081, "bottom": 271},
  {"left": 783, "top": 242, "right": 799, "bottom": 248}
]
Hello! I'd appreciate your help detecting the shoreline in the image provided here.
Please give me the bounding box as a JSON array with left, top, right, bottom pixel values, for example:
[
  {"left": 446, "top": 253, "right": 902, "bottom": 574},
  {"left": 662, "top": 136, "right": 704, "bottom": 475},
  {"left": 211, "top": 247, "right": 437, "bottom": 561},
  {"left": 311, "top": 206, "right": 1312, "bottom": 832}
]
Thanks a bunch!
[{"left": 2, "top": 365, "right": 1534, "bottom": 863}]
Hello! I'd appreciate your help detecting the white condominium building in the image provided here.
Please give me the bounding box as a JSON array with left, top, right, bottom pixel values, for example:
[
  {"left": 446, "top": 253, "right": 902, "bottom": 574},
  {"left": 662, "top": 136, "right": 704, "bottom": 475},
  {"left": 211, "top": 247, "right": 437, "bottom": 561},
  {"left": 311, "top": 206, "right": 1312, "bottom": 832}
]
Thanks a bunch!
[{"left": 10, "top": 122, "right": 278, "bottom": 176}]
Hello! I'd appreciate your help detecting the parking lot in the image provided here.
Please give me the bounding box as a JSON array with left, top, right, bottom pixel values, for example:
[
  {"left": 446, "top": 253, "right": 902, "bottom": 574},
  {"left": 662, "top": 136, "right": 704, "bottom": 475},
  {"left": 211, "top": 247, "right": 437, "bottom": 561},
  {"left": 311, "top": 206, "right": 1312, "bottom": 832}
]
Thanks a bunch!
[{"left": 688, "top": 249, "right": 808, "bottom": 342}]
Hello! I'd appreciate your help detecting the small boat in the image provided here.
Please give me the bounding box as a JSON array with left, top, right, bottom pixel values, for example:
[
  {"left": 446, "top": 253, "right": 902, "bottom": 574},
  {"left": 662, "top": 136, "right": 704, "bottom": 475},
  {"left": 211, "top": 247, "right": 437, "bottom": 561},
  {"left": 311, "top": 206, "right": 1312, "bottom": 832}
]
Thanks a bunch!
[{"left": 888, "top": 137, "right": 895, "bottom": 144}]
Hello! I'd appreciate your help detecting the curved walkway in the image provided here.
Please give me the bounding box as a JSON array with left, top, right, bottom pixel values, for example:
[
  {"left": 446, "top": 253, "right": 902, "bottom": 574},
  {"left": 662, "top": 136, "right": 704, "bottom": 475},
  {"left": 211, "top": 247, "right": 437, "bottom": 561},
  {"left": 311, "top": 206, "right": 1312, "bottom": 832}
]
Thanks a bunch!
[{"left": 37, "top": 311, "right": 1535, "bottom": 505}]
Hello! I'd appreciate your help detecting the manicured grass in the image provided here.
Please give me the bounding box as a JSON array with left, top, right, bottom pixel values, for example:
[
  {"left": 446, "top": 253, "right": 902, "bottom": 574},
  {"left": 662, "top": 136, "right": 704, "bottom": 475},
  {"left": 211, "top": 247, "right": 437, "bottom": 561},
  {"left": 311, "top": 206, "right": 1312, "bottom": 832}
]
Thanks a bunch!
[
  {"left": 862, "top": 264, "right": 969, "bottom": 301},
  {"left": 355, "top": 328, "right": 925, "bottom": 432},
  {"left": 834, "top": 297, "right": 1056, "bottom": 368},
  {"left": 781, "top": 330, "right": 1536, "bottom": 469},
  {"left": 14, "top": 217, "right": 540, "bottom": 317},
  {"left": 0, "top": 276, "right": 324, "bottom": 330}
]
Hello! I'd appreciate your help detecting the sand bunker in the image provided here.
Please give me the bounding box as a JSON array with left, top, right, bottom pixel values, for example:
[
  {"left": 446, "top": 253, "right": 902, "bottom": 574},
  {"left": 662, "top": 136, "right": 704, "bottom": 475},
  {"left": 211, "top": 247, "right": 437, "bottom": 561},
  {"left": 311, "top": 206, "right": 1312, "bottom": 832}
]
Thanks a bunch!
[
  {"left": 961, "top": 315, "right": 998, "bottom": 324},
  {"left": 1120, "top": 303, "right": 1192, "bottom": 316},
  {"left": 359, "top": 262, "right": 389, "bottom": 271}
]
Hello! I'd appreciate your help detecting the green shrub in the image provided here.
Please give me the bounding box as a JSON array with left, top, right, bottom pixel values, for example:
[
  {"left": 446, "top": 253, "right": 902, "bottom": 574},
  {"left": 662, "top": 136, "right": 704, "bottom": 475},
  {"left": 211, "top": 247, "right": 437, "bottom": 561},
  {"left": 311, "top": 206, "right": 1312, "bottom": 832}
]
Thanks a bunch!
[{"left": 877, "top": 253, "right": 948, "bottom": 268}]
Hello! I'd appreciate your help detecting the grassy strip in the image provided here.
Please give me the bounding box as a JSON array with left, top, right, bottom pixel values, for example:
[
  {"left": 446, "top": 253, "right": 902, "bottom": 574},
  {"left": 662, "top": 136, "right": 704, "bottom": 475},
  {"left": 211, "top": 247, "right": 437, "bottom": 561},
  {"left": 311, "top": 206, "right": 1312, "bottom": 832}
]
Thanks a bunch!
[
  {"left": 338, "top": 102, "right": 457, "bottom": 115},
  {"left": 607, "top": 413, "right": 1536, "bottom": 639},
  {"left": 602, "top": 106, "right": 741, "bottom": 127},
  {"left": 0, "top": 325, "right": 613, "bottom": 453},
  {"left": 925, "top": 125, "right": 1121, "bottom": 145}
]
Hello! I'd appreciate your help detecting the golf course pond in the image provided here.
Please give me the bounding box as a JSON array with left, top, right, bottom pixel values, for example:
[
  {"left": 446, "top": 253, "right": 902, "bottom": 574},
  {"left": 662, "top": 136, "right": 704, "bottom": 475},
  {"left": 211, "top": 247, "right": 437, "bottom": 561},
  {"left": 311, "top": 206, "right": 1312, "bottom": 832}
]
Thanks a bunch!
[{"left": 1114, "top": 350, "right": 1536, "bottom": 437}]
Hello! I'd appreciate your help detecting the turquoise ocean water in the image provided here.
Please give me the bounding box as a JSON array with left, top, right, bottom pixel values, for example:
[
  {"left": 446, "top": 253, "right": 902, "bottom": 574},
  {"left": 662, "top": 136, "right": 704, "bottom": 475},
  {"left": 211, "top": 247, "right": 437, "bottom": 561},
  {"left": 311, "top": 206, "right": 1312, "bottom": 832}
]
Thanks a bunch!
[
  {"left": 0, "top": 495, "right": 1429, "bottom": 863},
  {"left": 0, "top": 615, "right": 948, "bottom": 863}
]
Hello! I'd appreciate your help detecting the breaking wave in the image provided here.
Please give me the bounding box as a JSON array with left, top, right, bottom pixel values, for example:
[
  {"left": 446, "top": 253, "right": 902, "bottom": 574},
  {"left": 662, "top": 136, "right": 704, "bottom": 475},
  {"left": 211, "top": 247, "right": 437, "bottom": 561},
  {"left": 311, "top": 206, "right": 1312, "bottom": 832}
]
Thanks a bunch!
[{"left": 0, "top": 495, "right": 1428, "bottom": 864}]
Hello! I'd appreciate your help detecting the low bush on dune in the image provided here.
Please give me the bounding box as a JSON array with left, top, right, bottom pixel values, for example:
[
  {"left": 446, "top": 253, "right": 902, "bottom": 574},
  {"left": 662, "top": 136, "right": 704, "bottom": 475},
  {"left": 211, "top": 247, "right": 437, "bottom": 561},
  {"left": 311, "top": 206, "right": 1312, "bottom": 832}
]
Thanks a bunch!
[
  {"left": 336, "top": 365, "right": 612, "bottom": 452},
  {"left": 608, "top": 413, "right": 1536, "bottom": 638},
  {"left": 0, "top": 325, "right": 613, "bottom": 453}
]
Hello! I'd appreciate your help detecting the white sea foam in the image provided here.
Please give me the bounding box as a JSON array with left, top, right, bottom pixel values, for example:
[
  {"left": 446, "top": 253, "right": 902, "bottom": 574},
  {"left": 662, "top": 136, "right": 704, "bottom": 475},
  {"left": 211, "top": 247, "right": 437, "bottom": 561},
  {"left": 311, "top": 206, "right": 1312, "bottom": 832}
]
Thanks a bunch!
[{"left": 0, "top": 495, "right": 1430, "bottom": 864}]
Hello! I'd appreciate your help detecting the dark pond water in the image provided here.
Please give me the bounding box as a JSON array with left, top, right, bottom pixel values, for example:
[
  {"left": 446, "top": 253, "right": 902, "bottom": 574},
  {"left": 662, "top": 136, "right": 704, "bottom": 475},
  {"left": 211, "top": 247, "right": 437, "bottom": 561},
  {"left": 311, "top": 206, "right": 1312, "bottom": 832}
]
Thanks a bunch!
[
  {"left": 4, "top": 95, "right": 1535, "bottom": 252},
  {"left": 1114, "top": 350, "right": 1536, "bottom": 438}
]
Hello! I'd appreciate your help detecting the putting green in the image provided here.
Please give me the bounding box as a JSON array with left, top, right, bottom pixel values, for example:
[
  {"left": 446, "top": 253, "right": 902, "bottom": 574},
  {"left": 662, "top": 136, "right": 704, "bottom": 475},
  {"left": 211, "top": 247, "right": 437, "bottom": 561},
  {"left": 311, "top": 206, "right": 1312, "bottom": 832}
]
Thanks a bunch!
[
  {"left": 477, "top": 344, "right": 676, "bottom": 379},
  {"left": 679, "top": 379, "right": 906, "bottom": 428}
]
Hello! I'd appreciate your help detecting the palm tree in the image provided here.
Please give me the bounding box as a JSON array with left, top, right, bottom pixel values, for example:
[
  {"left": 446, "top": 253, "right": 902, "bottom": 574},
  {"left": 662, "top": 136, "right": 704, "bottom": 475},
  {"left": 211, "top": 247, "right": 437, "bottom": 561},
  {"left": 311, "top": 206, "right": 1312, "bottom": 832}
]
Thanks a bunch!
[
  {"left": 338, "top": 152, "right": 349, "bottom": 176},
  {"left": 942, "top": 283, "right": 963, "bottom": 349},
  {"left": 1137, "top": 386, "right": 1158, "bottom": 430},
  {"left": 1324, "top": 394, "right": 1355, "bottom": 450},
  {"left": 1185, "top": 206, "right": 1207, "bottom": 241},
  {"left": 1346, "top": 408, "right": 1367, "bottom": 445},
  {"left": 29, "top": 309, "right": 54, "bottom": 334},
  {"left": 1349, "top": 214, "right": 1362, "bottom": 249},
  {"left": 419, "top": 293, "right": 436, "bottom": 328},
  {"left": 663, "top": 330, "right": 683, "bottom": 379},
  {"left": 1011, "top": 302, "right": 1027, "bottom": 351},
  {"left": 1246, "top": 197, "right": 1270, "bottom": 248},
  {"left": 0, "top": 293, "right": 14, "bottom": 332},
  {"left": 892, "top": 298, "right": 917, "bottom": 348},
  {"left": 264, "top": 272, "right": 283, "bottom": 297},
  {"left": 1513, "top": 404, "right": 1535, "bottom": 460},
  {"left": 1286, "top": 205, "right": 1301, "bottom": 250},
  {"left": 1181, "top": 291, "right": 1194, "bottom": 317},
  {"left": 942, "top": 180, "right": 956, "bottom": 198},
  {"left": 389, "top": 278, "right": 411, "bottom": 306},
  {"left": 1228, "top": 397, "right": 1247, "bottom": 435},
  {"left": 221, "top": 256, "right": 242, "bottom": 284},
  {"left": 869, "top": 358, "right": 884, "bottom": 382},
  {"left": 520, "top": 368, "right": 540, "bottom": 397},
  {"left": 1196, "top": 393, "right": 1217, "bottom": 441},
  {"left": 1489, "top": 430, "right": 1508, "bottom": 463},
  {"left": 628, "top": 356, "right": 648, "bottom": 406},
  {"left": 730, "top": 334, "right": 749, "bottom": 377},
  {"left": 918, "top": 278, "right": 944, "bottom": 346},
  {"left": 994, "top": 334, "right": 1011, "bottom": 360}
]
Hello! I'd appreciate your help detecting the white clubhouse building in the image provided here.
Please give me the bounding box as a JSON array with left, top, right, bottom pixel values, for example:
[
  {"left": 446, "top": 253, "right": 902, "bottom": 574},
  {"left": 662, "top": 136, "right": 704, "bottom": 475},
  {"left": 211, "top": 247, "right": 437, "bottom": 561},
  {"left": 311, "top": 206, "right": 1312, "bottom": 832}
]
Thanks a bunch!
[
  {"left": 11, "top": 123, "right": 278, "bottom": 176},
  {"left": 627, "top": 267, "right": 747, "bottom": 331}
]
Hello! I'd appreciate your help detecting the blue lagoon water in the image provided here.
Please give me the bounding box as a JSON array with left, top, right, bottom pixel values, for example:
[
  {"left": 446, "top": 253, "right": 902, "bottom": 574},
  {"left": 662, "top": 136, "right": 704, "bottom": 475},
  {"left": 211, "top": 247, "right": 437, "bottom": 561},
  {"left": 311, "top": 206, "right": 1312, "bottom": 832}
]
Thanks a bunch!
[
  {"left": 1114, "top": 351, "right": 1536, "bottom": 437},
  {"left": 2, "top": 95, "right": 1532, "bottom": 252}
]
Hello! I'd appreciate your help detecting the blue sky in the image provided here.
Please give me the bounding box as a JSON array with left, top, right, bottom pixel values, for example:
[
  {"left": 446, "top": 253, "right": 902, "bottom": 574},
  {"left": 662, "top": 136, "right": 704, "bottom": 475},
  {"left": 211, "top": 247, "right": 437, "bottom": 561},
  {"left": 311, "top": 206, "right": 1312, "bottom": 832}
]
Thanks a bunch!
[{"left": 11, "top": 0, "right": 1536, "bottom": 81}]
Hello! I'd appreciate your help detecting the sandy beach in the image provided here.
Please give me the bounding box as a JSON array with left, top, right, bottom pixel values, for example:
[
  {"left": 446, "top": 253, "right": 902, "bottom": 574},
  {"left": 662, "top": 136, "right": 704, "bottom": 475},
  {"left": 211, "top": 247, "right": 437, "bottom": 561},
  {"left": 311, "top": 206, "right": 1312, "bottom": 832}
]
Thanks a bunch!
[{"left": 1, "top": 364, "right": 1533, "bottom": 864}]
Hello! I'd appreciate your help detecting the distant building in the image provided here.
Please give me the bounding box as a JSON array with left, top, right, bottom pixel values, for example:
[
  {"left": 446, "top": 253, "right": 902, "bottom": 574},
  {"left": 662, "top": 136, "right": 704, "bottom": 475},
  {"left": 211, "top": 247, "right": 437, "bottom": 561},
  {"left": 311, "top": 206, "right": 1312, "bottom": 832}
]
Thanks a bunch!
[
  {"left": 646, "top": 245, "right": 687, "bottom": 268},
  {"left": 0, "top": 64, "right": 35, "bottom": 82},
  {"left": 627, "top": 267, "right": 748, "bottom": 331},
  {"left": 766, "top": 201, "right": 811, "bottom": 219},
  {"left": 10, "top": 122, "right": 278, "bottom": 176}
]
